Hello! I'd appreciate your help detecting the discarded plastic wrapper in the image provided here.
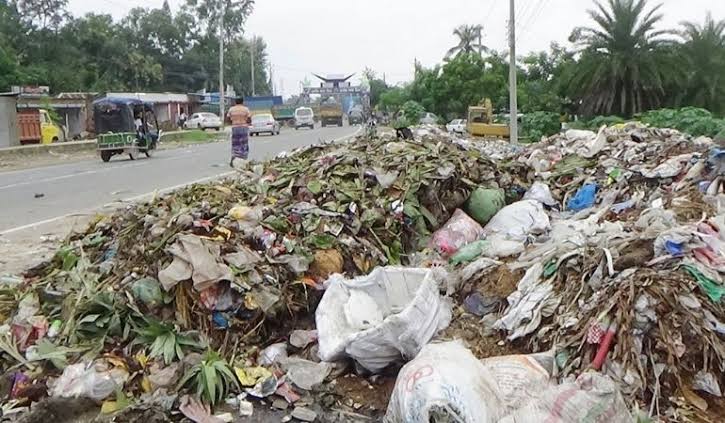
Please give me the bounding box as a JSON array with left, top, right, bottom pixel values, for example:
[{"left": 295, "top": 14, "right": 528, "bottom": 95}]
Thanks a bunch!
[
  {"left": 385, "top": 341, "right": 631, "bottom": 423},
  {"left": 316, "top": 267, "right": 452, "bottom": 372},
  {"left": 567, "top": 183, "right": 598, "bottom": 211},
  {"left": 51, "top": 362, "right": 122, "bottom": 401},
  {"left": 158, "top": 234, "right": 233, "bottom": 291},
  {"left": 484, "top": 200, "right": 550, "bottom": 241},
  {"left": 495, "top": 262, "right": 561, "bottom": 340},
  {"left": 429, "top": 209, "right": 485, "bottom": 257},
  {"left": 523, "top": 181, "right": 558, "bottom": 207}
]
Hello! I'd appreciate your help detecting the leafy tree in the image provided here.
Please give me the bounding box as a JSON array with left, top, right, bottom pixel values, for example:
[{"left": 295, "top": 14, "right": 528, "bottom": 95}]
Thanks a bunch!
[
  {"left": 446, "top": 24, "right": 489, "bottom": 59},
  {"left": 17, "top": 0, "right": 69, "bottom": 31},
  {"left": 379, "top": 86, "right": 409, "bottom": 113},
  {"left": 361, "top": 68, "right": 388, "bottom": 108},
  {"left": 186, "top": 0, "right": 255, "bottom": 40},
  {"left": 520, "top": 43, "right": 575, "bottom": 113},
  {"left": 568, "top": 0, "right": 676, "bottom": 117},
  {"left": 679, "top": 13, "right": 725, "bottom": 114}
]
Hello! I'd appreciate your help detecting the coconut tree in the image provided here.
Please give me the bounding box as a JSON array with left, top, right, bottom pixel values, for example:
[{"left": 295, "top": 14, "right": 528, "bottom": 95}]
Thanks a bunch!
[
  {"left": 568, "top": 0, "right": 676, "bottom": 117},
  {"left": 445, "top": 24, "right": 489, "bottom": 59},
  {"left": 679, "top": 13, "right": 725, "bottom": 114}
]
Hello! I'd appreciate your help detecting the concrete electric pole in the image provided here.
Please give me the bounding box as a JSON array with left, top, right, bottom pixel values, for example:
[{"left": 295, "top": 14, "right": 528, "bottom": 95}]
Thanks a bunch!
[
  {"left": 250, "top": 35, "right": 256, "bottom": 96},
  {"left": 219, "top": 0, "right": 225, "bottom": 123},
  {"left": 509, "top": 0, "right": 518, "bottom": 144}
]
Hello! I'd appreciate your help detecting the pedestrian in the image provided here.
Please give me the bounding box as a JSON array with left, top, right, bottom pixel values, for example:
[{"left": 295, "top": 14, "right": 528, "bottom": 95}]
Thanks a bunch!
[
  {"left": 178, "top": 108, "right": 187, "bottom": 129},
  {"left": 226, "top": 97, "right": 251, "bottom": 167}
]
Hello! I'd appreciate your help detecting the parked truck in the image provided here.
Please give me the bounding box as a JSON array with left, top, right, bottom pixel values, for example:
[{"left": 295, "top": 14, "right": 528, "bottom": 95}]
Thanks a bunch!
[
  {"left": 18, "top": 109, "right": 66, "bottom": 144},
  {"left": 320, "top": 99, "right": 343, "bottom": 127}
]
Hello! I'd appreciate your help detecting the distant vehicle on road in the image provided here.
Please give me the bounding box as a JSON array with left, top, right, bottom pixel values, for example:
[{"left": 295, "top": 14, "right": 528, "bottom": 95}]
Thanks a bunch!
[
  {"left": 185, "top": 112, "right": 221, "bottom": 130},
  {"left": 348, "top": 109, "right": 364, "bottom": 125},
  {"left": 94, "top": 97, "right": 160, "bottom": 162},
  {"left": 250, "top": 113, "right": 281, "bottom": 136},
  {"left": 420, "top": 112, "right": 439, "bottom": 125},
  {"left": 294, "top": 107, "right": 315, "bottom": 130},
  {"left": 320, "top": 99, "right": 343, "bottom": 127},
  {"left": 446, "top": 119, "right": 467, "bottom": 134}
]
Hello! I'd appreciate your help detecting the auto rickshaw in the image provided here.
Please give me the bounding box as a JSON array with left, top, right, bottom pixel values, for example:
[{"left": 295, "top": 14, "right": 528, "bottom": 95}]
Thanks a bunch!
[{"left": 93, "top": 98, "right": 161, "bottom": 162}]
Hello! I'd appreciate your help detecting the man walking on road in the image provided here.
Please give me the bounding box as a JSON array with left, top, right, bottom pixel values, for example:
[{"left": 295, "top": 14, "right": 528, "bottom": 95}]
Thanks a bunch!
[{"left": 226, "top": 97, "right": 252, "bottom": 166}]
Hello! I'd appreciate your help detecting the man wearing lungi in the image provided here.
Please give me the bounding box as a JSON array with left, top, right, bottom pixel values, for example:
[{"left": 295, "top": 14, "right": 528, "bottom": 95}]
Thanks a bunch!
[{"left": 226, "top": 97, "right": 252, "bottom": 166}]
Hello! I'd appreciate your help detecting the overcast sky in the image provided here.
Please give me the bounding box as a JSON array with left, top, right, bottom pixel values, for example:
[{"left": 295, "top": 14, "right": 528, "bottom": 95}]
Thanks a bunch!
[{"left": 68, "top": 0, "right": 724, "bottom": 97}]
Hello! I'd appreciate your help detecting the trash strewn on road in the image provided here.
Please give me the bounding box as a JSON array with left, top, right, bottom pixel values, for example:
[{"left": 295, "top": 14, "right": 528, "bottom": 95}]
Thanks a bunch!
[{"left": 2, "top": 122, "right": 724, "bottom": 422}]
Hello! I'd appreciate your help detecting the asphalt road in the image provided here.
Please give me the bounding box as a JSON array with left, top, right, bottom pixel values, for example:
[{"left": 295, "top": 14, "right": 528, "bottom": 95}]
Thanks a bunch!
[{"left": 0, "top": 125, "right": 356, "bottom": 233}]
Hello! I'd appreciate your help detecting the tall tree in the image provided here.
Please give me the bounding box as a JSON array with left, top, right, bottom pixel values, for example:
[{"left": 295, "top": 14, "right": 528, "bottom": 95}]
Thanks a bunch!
[
  {"left": 568, "top": 0, "right": 675, "bottom": 116},
  {"left": 186, "top": 0, "right": 254, "bottom": 39},
  {"left": 679, "top": 13, "right": 725, "bottom": 114},
  {"left": 445, "top": 24, "right": 489, "bottom": 59},
  {"left": 17, "top": 0, "right": 68, "bottom": 31}
]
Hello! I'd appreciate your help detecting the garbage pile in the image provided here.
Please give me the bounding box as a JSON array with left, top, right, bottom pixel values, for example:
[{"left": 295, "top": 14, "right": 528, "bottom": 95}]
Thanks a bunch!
[{"left": 1, "top": 123, "right": 724, "bottom": 422}]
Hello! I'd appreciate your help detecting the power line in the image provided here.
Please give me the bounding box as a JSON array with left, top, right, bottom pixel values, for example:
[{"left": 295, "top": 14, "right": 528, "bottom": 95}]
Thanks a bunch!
[{"left": 519, "top": 0, "right": 549, "bottom": 43}]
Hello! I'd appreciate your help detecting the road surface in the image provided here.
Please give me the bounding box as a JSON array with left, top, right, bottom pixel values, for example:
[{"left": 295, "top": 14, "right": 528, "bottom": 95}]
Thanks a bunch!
[{"left": 0, "top": 126, "right": 356, "bottom": 233}]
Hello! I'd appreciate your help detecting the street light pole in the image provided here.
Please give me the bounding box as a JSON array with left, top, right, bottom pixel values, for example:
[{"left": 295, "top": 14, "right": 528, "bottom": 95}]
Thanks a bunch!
[
  {"left": 219, "top": 0, "right": 225, "bottom": 123},
  {"left": 509, "top": 0, "right": 518, "bottom": 144}
]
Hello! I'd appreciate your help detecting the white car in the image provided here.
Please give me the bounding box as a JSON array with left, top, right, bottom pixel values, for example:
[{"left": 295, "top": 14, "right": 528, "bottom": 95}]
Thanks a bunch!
[
  {"left": 420, "top": 112, "right": 439, "bottom": 125},
  {"left": 294, "top": 107, "right": 315, "bottom": 129},
  {"left": 250, "top": 113, "right": 281, "bottom": 136},
  {"left": 446, "top": 119, "right": 467, "bottom": 134},
  {"left": 185, "top": 112, "right": 222, "bottom": 130}
]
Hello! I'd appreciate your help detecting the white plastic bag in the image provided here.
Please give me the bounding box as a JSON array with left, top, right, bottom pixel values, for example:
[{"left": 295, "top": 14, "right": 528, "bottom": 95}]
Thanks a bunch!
[
  {"left": 385, "top": 342, "right": 632, "bottom": 423},
  {"left": 484, "top": 200, "right": 550, "bottom": 241},
  {"left": 51, "top": 362, "right": 119, "bottom": 401},
  {"left": 523, "top": 182, "right": 558, "bottom": 207},
  {"left": 316, "top": 267, "right": 452, "bottom": 372},
  {"left": 384, "top": 341, "right": 506, "bottom": 423}
]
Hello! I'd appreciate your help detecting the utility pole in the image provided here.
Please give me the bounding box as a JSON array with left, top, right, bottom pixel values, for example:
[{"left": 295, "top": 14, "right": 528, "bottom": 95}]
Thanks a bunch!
[
  {"left": 218, "top": 0, "right": 225, "bottom": 124},
  {"left": 508, "top": 0, "right": 518, "bottom": 144},
  {"left": 250, "top": 35, "right": 256, "bottom": 96}
]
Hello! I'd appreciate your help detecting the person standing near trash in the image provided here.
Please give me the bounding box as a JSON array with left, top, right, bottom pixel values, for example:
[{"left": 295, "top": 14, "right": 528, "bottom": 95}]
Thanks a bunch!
[{"left": 226, "top": 97, "right": 252, "bottom": 166}]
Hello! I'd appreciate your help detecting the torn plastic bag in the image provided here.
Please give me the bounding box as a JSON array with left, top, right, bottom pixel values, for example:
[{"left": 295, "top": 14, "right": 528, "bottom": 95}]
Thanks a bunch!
[
  {"left": 51, "top": 362, "right": 120, "bottom": 401},
  {"left": 158, "top": 234, "right": 233, "bottom": 291},
  {"left": 495, "top": 263, "right": 561, "bottom": 340},
  {"left": 484, "top": 200, "right": 550, "bottom": 241},
  {"left": 523, "top": 182, "right": 557, "bottom": 207},
  {"left": 567, "top": 183, "right": 598, "bottom": 211},
  {"left": 634, "top": 153, "right": 695, "bottom": 178},
  {"left": 450, "top": 236, "right": 525, "bottom": 265},
  {"left": 429, "top": 209, "right": 485, "bottom": 257},
  {"left": 315, "top": 267, "right": 452, "bottom": 372},
  {"left": 385, "top": 341, "right": 631, "bottom": 423}
]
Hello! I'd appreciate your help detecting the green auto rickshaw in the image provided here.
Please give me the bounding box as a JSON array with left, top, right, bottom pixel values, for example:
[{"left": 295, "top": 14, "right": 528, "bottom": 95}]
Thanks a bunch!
[{"left": 93, "top": 97, "right": 162, "bottom": 162}]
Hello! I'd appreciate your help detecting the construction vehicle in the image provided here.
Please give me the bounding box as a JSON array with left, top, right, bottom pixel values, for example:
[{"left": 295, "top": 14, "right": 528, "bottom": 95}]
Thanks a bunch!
[
  {"left": 467, "top": 98, "right": 509, "bottom": 139},
  {"left": 320, "top": 98, "right": 343, "bottom": 127}
]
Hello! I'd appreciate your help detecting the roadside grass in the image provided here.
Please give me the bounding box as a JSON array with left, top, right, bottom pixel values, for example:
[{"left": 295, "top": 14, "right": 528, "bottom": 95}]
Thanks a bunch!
[{"left": 161, "top": 130, "right": 226, "bottom": 144}]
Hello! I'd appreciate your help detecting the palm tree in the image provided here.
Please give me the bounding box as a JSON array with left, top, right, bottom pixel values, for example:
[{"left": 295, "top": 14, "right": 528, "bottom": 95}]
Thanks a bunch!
[
  {"left": 568, "top": 0, "right": 676, "bottom": 117},
  {"left": 679, "top": 13, "right": 725, "bottom": 114},
  {"left": 446, "top": 24, "right": 489, "bottom": 59}
]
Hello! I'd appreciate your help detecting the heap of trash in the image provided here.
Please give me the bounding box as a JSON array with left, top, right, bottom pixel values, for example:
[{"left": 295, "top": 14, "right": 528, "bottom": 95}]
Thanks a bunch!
[{"left": 1, "top": 122, "right": 724, "bottom": 422}]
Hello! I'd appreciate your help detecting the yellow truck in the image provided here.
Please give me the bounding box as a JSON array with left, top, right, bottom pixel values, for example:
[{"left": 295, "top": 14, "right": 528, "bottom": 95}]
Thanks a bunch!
[
  {"left": 18, "top": 109, "right": 66, "bottom": 144},
  {"left": 467, "top": 99, "right": 509, "bottom": 139}
]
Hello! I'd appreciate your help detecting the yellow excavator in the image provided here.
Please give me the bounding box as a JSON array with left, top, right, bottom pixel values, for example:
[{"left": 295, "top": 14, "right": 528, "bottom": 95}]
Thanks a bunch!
[{"left": 466, "top": 98, "right": 510, "bottom": 139}]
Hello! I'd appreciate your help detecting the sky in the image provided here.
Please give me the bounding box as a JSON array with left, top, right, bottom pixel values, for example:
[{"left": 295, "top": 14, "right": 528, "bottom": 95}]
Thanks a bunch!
[{"left": 68, "top": 0, "right": 725, "bottom": 97}]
